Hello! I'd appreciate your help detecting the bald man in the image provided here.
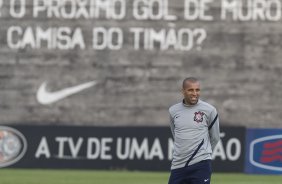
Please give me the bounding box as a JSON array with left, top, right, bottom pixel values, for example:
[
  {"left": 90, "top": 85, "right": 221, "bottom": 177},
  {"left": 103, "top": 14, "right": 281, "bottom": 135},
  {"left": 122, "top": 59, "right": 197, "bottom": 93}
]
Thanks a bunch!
[{"left": 168, "top": 77, "right": 220, "bottom": 184}]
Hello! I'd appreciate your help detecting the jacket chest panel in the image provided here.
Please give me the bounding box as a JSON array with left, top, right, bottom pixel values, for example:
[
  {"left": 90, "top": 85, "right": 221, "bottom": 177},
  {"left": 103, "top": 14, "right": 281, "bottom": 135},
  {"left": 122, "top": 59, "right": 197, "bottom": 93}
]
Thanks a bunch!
[{"left": 174, "top": 109, "right": 208, "bottom": 129}]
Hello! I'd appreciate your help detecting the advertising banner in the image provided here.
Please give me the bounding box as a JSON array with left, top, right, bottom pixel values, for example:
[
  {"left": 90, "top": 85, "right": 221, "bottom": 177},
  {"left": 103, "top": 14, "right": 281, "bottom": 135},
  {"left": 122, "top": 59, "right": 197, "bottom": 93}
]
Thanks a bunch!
[
  {"left": 212, "top": 126, "right": 245, "bottom": 172},
  {"left": 0, "top": 125, "right": 245, "bottom": 172},
  {"left": 245, "top": 128, "right": 282, "bottom": 174},
  {"left": 1, "top": 125, "right": 173, "bottom": 170}
]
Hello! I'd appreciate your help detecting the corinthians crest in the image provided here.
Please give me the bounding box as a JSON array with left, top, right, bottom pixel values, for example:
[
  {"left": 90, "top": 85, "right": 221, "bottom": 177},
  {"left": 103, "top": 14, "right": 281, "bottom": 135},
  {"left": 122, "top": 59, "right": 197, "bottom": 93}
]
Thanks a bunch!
[{"left": 194, "top": 111, "right": 205, "bottom": 123}]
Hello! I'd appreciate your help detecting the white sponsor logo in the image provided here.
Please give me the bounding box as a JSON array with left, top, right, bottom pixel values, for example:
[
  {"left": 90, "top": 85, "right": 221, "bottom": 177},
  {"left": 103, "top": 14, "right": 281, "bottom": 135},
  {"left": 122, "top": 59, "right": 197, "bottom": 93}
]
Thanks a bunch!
[
  {"left": 204, "top": 179, "right": 209, "bottom": 182},
  {"left": 212, "top": 132, "right": 242, "bottom": 161},
  {"left": 36, "top": 81, "right": 97, "bottom": 105},
  {"left": 0, "top": 126, "right": 27, "bottom": 168},
  {"left": 249, "top": 135, "right": 282, "bottom": 171},
  {"left": 35, "top": 137, "right": 166, "bottom": 161}
]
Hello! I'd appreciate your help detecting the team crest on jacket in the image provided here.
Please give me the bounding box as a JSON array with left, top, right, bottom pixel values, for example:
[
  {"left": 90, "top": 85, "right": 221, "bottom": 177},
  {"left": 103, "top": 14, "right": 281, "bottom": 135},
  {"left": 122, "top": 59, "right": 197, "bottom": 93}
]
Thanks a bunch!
[{"left": 194, "top": 111, "right": 205, "bottom": 123}]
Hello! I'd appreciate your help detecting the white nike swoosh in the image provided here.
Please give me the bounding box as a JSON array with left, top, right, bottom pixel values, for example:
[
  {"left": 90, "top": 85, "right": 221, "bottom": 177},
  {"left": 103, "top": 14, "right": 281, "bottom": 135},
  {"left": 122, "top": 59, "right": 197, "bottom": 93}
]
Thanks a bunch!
[{"left": 36, "top": 81, "right": 97, "bottom": 105}]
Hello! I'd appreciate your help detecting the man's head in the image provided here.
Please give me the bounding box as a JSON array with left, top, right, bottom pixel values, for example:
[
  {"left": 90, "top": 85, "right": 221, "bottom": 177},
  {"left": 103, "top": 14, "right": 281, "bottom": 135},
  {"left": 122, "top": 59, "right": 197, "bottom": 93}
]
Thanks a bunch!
[{"left": 182, "top": 77, "right": 200, "bottom": 105}]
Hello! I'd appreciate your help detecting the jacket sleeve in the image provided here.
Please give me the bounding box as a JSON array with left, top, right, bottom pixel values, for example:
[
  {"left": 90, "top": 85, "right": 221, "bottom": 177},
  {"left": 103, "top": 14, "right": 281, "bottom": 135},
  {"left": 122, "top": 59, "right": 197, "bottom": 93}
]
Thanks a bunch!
[
  {"left": 169, "top": 111, "right": 175, "bottom": 139},
  {"left": 208, "top": 108, "right": 220, "bottom": 151}
]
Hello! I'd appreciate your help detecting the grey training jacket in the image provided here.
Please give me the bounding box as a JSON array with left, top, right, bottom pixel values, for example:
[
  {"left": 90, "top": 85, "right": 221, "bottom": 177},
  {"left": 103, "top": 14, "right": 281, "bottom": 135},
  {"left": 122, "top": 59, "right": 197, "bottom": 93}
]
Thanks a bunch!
[{"left": 169, "top": 99, "right": 220, "bottom": 170}]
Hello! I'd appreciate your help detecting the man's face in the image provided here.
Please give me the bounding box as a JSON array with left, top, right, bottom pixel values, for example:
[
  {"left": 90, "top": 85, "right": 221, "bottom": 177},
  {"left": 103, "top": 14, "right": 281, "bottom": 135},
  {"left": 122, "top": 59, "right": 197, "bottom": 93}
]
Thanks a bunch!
[{"left": 182, "top": 81, "right": 200, "bottom": 105}]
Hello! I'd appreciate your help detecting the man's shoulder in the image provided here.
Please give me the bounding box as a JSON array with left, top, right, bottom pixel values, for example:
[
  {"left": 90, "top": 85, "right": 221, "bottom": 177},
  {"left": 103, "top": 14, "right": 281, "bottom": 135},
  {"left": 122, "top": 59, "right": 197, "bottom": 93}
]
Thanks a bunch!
[
  {"left": 169, "top": 102, "right": 183, "bottom": 113},
  {"left": 199, "top": 100, "right": 216, "bottom": 111}
]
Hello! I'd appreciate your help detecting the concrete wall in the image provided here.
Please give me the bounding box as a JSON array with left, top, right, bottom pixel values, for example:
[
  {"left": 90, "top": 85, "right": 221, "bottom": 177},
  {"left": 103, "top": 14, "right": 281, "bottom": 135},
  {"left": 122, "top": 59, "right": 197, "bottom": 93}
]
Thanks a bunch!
[{"left": 0, "top": 0, "right": 282, "bottom": 128}]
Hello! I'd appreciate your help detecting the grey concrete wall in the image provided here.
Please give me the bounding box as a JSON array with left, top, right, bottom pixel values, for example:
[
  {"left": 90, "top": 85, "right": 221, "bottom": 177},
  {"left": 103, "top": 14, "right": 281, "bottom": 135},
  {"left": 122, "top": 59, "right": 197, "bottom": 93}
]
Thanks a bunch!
[{"left": 0, "top": 0, "right": 282, "bottom": 128}]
